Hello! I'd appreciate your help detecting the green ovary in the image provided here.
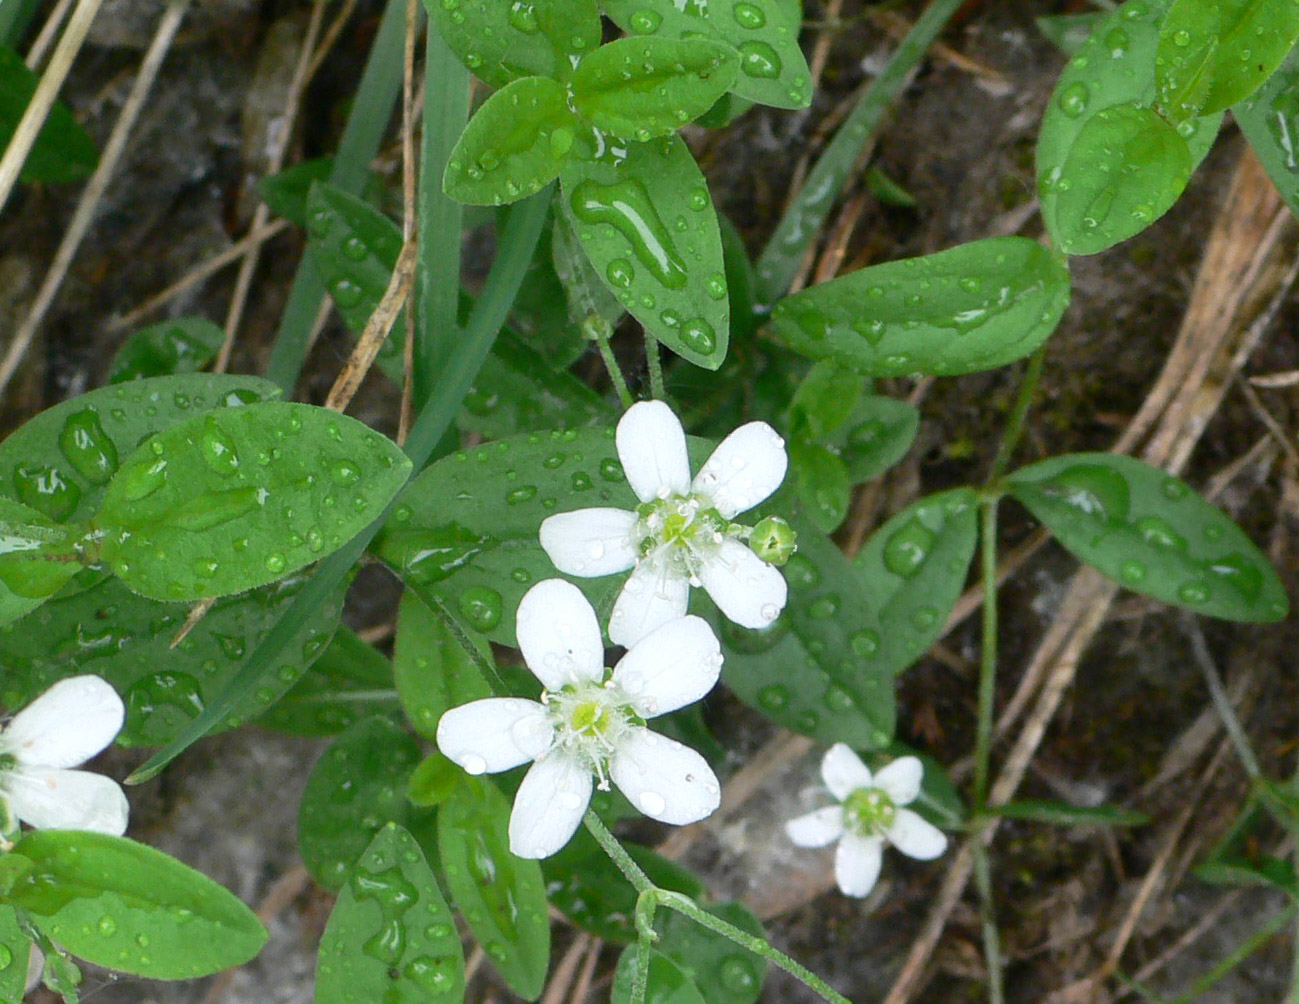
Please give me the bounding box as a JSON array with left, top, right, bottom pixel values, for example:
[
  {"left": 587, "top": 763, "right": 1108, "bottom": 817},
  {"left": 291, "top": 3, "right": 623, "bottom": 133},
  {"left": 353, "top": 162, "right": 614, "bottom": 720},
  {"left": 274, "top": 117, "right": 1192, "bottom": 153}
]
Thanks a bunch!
[{"left": 844, "top": 787, "right": 896, "bottom": 837}]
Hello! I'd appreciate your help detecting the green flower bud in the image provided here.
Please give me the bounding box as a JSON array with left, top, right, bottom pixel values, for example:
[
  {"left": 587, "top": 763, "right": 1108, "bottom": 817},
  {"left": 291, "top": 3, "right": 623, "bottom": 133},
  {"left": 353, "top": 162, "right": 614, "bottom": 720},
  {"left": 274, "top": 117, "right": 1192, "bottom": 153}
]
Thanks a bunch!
[{"left": 750, "top": 515, "right": 797, "bottom": 566}]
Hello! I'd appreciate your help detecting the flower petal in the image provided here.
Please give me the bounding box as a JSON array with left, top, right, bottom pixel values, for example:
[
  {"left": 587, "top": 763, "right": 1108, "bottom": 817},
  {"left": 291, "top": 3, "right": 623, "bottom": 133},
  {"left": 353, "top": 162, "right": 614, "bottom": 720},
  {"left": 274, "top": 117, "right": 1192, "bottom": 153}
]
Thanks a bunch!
[
  {"left": 697, "top": 539, "right": 786, "bottom": 630},
  {"left": 820, "top": 743, "right": 873, "bottom": 802},
  {"left": 612, "top": 615, "right": 722, "bottom": 718},
  {"left": 692, "top": 421, "right": 787, "bottom": 519},
  {"left": 3, "top": 676, "right": 124, "bottom": 769},
  {"left": 617, "top": 400, "right": 690, "bottom": 503},
  {"left": 785, "top": 806, "right": 845, "bottom": 848},
  {"left": 516, "top": 579, "right": 605, "bottom": 689},
  {"left": 437, "top": 698, "right": 553, "bottom": 774},
  {"left": 873, "top": 756, "right": 924, "bottom": 806},
  {"left": 540, "top": 508, "right": 638, "bottom": 578},
  {"left": 887, "top": 808, "right": 948, "bottom": 861},
  {"left": 508, "top": 753, "right": 592, "bottom": 859},
  {"left": 610, "top": 727, "right": 720, "bottom": 825},
  {"left": 4, "top": 767, "right": 128, "bottom": 835},
  {"left": 835, "top": 833, "right": 884, "bottom": 897},
  {"left": 608, "top": 559, "right": 689, "bottom": 648}
]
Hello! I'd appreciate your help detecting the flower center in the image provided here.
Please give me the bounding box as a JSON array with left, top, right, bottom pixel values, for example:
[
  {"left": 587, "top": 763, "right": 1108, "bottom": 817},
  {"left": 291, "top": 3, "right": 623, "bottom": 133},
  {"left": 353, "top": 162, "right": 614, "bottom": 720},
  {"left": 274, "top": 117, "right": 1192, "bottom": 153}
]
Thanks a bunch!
[
  {"left": 635, "top": 494, "right": 737, "bottom": 582},
  {"left": 843, "top": 787, "right": 896, "bottom": 837},
  {"left": 544, "top": 677, "right": 642, "bottom": 789}
]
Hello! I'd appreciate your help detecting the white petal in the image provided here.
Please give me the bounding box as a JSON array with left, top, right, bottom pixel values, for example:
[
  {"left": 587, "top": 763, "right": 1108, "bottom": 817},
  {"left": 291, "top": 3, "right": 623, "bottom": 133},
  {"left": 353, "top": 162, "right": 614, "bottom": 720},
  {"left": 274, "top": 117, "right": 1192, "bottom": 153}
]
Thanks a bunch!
[
  {"left": 873, "top": 756, "right": 924, "bottom": 806},
  {"left": 608, "top": 559, "right": 689, "bottom": 648},
  {"left": 539, "top": 508, "right": 638, "bottom": 578},
  {"left": 508, "top": 753, "right": 592, "bottom": 859},
  {"left": 4, "top": 768, "right": 128, "bottom": 835},
  {"left": 785, "top": 806, "right": 845, "bottom": 848},
  {"left": 617, "top": 400, "right": 690, "bottom": 503},
  {"left": 3, "top": 676, "right": 124, "bottom": 769},
  {"left": 692, "top": 422, "right": 787, "bottom": 519},
  {"left": 612, "top": 615, "right": 722, "bottom": 718},
  {"left": 610, "top": 728, "right": 720, "bottom": 825},
  {"left": 887, "top": 808, "right": 948, "bottom": 861},
  {"left": 698, "top": 539, "right": 787, "bottom": 630},
  {"left": 516, "top": 579, "right": 606, "bottom": 690},
  {"left": 821, "top": 743, "right": 873, "bottom": 802},
  {"left": 436, "top": 698, "right": 553, "bottom": 774},
  {"left": 835, "top": 833, "right": 884, "bottom": 897}
]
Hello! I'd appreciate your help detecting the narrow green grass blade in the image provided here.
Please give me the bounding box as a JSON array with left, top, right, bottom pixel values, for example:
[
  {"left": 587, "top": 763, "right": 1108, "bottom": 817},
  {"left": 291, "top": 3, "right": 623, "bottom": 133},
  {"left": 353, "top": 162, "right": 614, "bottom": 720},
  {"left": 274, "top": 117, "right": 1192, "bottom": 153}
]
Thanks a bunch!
[
  {"left": 754, "top": 0, "right": 964, "bottom": 304},
  {"left": 263, "top": 0, "right": 416, "bottom": 391},
  {"left": 127, "top": 189, "right": 552, "bottom": 784}
]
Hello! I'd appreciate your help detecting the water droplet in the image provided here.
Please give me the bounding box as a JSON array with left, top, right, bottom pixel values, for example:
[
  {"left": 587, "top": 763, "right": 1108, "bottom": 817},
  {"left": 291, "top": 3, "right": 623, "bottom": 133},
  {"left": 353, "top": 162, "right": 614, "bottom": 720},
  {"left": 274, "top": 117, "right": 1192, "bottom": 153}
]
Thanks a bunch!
[
  {"left": 1178, "top": 581, "right": 1210, "bottom": 604},
  {"left": 704, "top": 273, "right": 727, "bottom": 300},
  {"left": 638, "top": 791, "right": 667, "bottom": 816},
  {"left": 1135, "top": 515, "right": 1187, "bottom": 551},
  {"left": 125, "top": 672, "right": 205, "bottom": 744},
  {"left": 58, "top": 408, "right": 119, "bottom": 485},
  {"left": 342, "top": 235, "right": 369, "bottom": 261},
  {"left": 463, "top": 753, "right": 488, "bottom": 774},
  {"left": 507, "top": 485, "right": 538, "bottom": 505},
  {"left": 508, "top": 0, "right": 538, "bottom": 32},
  {"left": 850, "top": 629, "right": 880, "bottom": 657},
  {"left": 680, "top": 318, "right": 717, "bottom": 354},
  {"left": 807, "top": 595, "right": 839, "bottom": 620},
  {"left": 265, "top": 552, "right": 287, "bottom": 574},
  {"left": 1043, "top": 464, "right": 1131, "bottom": 522},
  {"left": 599, "top": 458, "right": 625, "bottom": 482},
  {"left": 719, "top": 954, "right": 758, "bottom": 992},
  {"left": 331, "top": 279, "right": 364, "bottom": 308},
  {"left": 1161, "top": 477, "right": 1189, "bottom": 501},
  {"left": 570, "top": 178, "right": 688, "bottom": 289},
  {"left": 13, "top": 464, "right": 81, "bottom": 519},
  {"left": 629, "top": 8, "right": 662, "bottom": 32},
  {"left": 607, "top": 258, "right": 635, "bottom": 288},
  {"left": 824, "top": 684, "right": 855, "bottom": 712},
  {"left": 458, "top": 585, "right": 503, "bottom": 631},
  {"left": 1120, "top": 560, "right": 1147, "bottom": 583},
  {"left": 331, "top": 460, "right": 362, "bottom": 486},
  {"left": 98, "top": 916, "right": 118, "bottom": 936},
  {"left": 882, "top": 518, "right": 937, "bottom": 578},
  {"left": 115, "top": 457, "right": 169, "bottom": 503},
  {"left": 199, "top": 416, "right": 240, "bottom": 477},
  {"left": 757, "top": 684, "right": 789, "bottom": 710},
  {"left": 732, "top": 2, "right": 766, "bottom": 29},
  {"left": 1206, "top": 552, "right": 1263, "bottom": 602},
  {"left": 910, "top": 606, "right": 938, "bottom": 629},
  {"left": 738, "top": 40, "right": 782, "bottom": 78}
]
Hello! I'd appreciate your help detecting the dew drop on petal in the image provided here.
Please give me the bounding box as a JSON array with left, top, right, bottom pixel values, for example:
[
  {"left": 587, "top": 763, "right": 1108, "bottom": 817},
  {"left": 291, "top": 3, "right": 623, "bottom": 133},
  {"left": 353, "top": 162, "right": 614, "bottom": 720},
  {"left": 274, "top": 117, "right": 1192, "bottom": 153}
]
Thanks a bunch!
[
  {"left": 639, "top": 791, "right": 667, "bottom": 815},
  {"left": 463, "top": 754, "right": 488, "bottom": 775}
]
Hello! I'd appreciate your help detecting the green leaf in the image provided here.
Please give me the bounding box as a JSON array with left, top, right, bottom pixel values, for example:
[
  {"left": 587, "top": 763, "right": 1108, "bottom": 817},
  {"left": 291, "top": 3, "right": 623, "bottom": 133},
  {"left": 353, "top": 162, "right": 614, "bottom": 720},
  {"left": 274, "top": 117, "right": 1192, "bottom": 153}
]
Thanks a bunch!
[
  {"left": 1035, "top": 12, "right": 1106, "bottom": 57},
  {"left": 424, "top": 0, "right": 599, "bottom": 88},
  {"left": 836, "top": 395, "right": 919, "bottom": 483},
  {"left": 0, "top": 374, "right": 280, "bottom": 524},
  {"left": 0, "top": 905, "right": 29, "bottom": 1003},
  {"left": 438, "top": 775, "right": 550, "bottom": 1000},
  {"left": 257, "top": 156, "right": 334, "bottom": 225},
  {"left": 306, "top": 182, "right": 406, "bottom": 333},
  {"left": 392, "top": 589, "right": 492, "bottom": 739},
  {"left": 788, "top": 360, "right": 863, "bottom": 441},
  {"left": 0, "top": 46, "right": 97, "bottom": 183},
  {"left": 571, "top": 37, "right": 739, "bottom": 140},
  {"left": 613, "top": 949, "right": 707, "bottom": 1004},
  {"left": 1036, "top": 0, "right": 1222, "bottom": 255},
  {"left": 1007, "top": 453, "right": 1288, "bottom": 622},
  {"left": 718, "top": 520, "right": 896, "bottom": 748},
  {"left": 1234, "top": 42, "right": 1299, "bottom": 220},
  {"left": 107, "top": 318, "right": 226, "bottom": 383},
  {"left": 602, "top": 0, "right": 811, "bottom": 110},
  {"left": 0, "top": 572, "right": 343, "bottom": 747},
  {"left": 8, "top": 830, "right": 267, "bottom": 980},
  {"left": 653, "top": 902, "right": 766, "bottom": 1004},
  {"left": 789, "top": 438, "right": 850, "bottom": 533},
  {"left": 560, "top": 135, "right": 730, "bottom": 369},
  {"left": 542, "top": 829, "right": 706, "bottom": 943},
  {"left": 444, "top": 76, "right": 579, "bottom": 205},
  {"left": 1196, "top": 855, "right": 1298, "bottom": 893},
  {"left": 97, "top": 402, "right": 411, "bottom": 601},
  {"left": 298, "top": 716, "right": 423, "bottom": 890},
  {"left": 256, "top": 626, "right": 397, "bottom": 737},
  {"left": 315, "top": 823, "right": 464, "bottom": 1004},
  {"left": 1157, "top": 0, "right": 1299, "bottom": 119},
  {"left": 770, "top": 237, "right": 1070, "bottom": 376},
  {"left": 987, "top": 799, "right": 1149, "bottom": 827},
  {"left": 0, "top": 496, "right": 82, "bottom": 626},
  {"left": 852, "top": 488, "right": 979, "bottom": 676}
]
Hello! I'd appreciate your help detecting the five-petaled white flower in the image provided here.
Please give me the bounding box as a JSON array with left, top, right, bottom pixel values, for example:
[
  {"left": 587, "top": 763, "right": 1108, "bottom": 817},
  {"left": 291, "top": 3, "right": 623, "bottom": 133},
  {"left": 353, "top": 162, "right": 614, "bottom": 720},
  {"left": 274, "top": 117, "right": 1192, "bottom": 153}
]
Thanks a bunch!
[
  {"left": 540, "top": 400, "right": 789, "bottom": 647},
  {"left": 0, "top": 676, "right": 129, "bottom": 837},
  {"left": 436, "top": 578, "right": 723, "bottom": 859},
  {"left": 785, "top": 743, "right": 947, "bottom": 898}
]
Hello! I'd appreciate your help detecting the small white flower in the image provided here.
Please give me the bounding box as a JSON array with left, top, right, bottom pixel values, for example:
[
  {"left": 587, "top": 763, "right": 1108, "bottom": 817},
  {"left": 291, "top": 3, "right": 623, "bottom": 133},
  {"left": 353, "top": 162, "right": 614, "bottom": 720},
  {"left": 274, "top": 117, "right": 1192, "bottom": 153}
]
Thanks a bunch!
[
  {"left": 540, "top": 400, "right": 789, "bottom": 647},
  {"left": 437, "top": 578, "right": 724, "bottom": 859},
  {"left": 0, "top": 676, "right": 129, "bottom": 837},
  {"left": 785, "top": 743, "right": 947, "bottom": 898}
]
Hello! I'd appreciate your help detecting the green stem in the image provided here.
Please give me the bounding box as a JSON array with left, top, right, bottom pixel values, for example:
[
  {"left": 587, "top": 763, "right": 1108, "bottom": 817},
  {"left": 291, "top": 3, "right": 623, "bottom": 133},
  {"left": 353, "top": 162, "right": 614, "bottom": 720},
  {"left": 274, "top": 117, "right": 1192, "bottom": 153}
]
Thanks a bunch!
[
  {"left": 970, "top": 840, "right": 1005, "bottom": 1004},
  {"left": 631, "top": 931, "right": 652, "bottom": 1004},
  {"left": 987, "top": 346, "right": 1046, "bottom": 485},
  {"left": 973, "top": 498, "right": 999, "bottom": 810},
  {"left": 584, "top": 811, "right": 655, "bottom": 893},
  {"left": 1184, "top": 616, "right": 1262, "bottom": 782},
  {"left": 587, "top": 315, "right": 634, "bottom": 408},
  {"left": 127, "top": 189, "right": 552, "bottom": 784},
  {"left": 645, "top": 329, "right": 665, "bottom": 400}
]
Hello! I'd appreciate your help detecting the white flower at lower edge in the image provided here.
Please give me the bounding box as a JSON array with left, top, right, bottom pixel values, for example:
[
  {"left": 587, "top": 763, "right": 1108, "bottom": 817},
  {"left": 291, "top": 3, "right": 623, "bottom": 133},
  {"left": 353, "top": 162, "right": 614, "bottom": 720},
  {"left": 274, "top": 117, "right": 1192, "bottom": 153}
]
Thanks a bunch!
[
  {"left": 539, "top": 400, "right": 789, "bottom": 648},
  {"left": 0, "top": 676, "right": 129, "bottom": 837},
  {"left": 436, "top": 578, "right": 724, "bottom": 859},
  {"left": 785, "top": 743, "right": 947, "bottom": 898}
]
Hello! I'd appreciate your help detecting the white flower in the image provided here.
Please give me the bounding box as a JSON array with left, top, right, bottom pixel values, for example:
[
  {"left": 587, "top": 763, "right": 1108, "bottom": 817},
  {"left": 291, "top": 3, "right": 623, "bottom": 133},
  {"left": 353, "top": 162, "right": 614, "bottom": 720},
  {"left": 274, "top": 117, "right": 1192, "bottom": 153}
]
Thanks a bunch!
[
  {"left": 540, "top": 400, "right": 789, "bottom": 647},
  {"left": 785, "top": 743, "right": 947, "bottom": 898},
  {"left": 0, "top": 676, "right": 129, "bottom": 837},
  {"left": 436, "top": 578, "right": 724, "bottom": 859}
]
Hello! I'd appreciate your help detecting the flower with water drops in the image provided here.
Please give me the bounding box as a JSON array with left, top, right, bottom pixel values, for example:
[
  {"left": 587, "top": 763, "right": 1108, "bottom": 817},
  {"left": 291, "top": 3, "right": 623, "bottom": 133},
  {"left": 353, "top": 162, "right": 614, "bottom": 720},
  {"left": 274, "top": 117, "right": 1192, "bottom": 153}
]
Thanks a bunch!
[
  {"left": 436, "top": 578, "right": 724, "bottom": 859},
  {"left": 0, "top": 676, "right": 129, "bottom": 838},
  {"left": 540, "top": 400, "right": 790, "bottom": 647},
  {"left": 785, "top": 743, "right": 946, "bottom": 898}
]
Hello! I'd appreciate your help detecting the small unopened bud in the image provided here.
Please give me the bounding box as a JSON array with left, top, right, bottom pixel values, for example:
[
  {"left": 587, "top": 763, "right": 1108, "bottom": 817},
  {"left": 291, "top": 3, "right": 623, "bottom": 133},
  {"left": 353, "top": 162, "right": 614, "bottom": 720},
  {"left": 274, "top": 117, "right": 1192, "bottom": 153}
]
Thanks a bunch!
[{"left": 750, "top": 515, "right": 797, "bottom": 566}]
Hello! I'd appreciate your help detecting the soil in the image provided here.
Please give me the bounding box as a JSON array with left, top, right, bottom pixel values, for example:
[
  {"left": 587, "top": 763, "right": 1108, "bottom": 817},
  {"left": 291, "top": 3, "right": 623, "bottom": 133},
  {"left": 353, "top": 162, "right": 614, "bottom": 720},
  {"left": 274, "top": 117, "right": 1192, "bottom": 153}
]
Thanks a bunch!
[{"left": 5, "top": 1, "right": 1299, "bottom": 1002}]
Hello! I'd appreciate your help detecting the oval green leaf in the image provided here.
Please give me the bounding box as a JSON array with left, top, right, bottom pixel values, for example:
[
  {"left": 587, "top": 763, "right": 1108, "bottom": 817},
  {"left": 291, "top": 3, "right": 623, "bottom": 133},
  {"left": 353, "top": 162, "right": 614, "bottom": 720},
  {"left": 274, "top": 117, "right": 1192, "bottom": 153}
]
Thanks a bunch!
[
  {"left": 0, "top": 496, "right": 82, "bottom": 627},
  {"left": 306, "top": 181, "right": 407, "bottom": 334},
  {"left": 836, "top": 395, "right": 919, "bottom": 483},
  {"left": 651, "top": 902, "right": 766, "bottom": 1004},
  {"left": 560, "top": 136, "right": 730, "bottom": 369},
  {"left": 770, "top": 237, "right": 1070, "bottom": 376},
  {"left": 1008, "top": 453, "right": 1288, "bottom": 622},
  {"left": 438, "top": 775, "right": 550, "bottom": 1000},
  {"left": 298, "top": 716, "right": 423, "bottom": 890},
  {"left": 613, "top": 949, "right": 708, "bottom": 1004},
  {"left": 316, "top": 822, "right": 465, "bottom": 1004},
  {"left": 0, "top": 46, "right": 98, "bottom": 184},
  {"left": 0, "top": 374, "right": 280, "bottom": 524},
  {"left": 0, "top": 906, "right": 29, "bottom": 1003},
  {"left": 108, "top": 317, "right": 226, "bottom": 383},
  {"left": 97, "top": 402, "right": 410, "bottom": 601},
  {"left": 392, "top": 589, "right": 492, "bottom": 739},
  {"left": 571, "top": 37, "right": 739, "bottom": 141},
  {"left": 789, "top": 438, "right": 850, "bottom": 533},
  {"left": 423, "top": 0, "right": 598, "bottom": 88},
  {"left": 444, "top": 76, "right": 579, "bottom": 205},
  {"left": 9, "top": 830, "right": 267, "bottom": 980},
  {"left": 1156, "top": 0, "right": 1299, "bottom": 120},
  {"left": 1234, "top": 42, "right": 1299, "bottom": 219}
]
